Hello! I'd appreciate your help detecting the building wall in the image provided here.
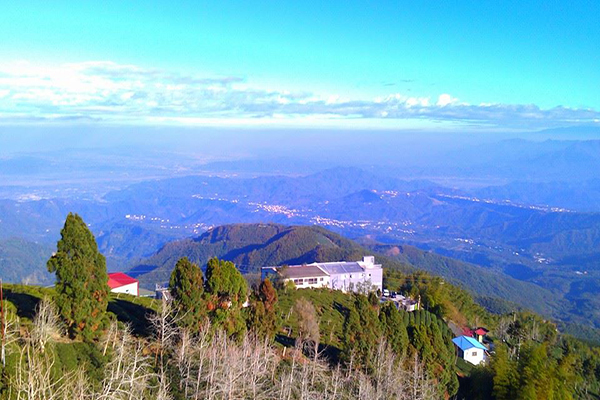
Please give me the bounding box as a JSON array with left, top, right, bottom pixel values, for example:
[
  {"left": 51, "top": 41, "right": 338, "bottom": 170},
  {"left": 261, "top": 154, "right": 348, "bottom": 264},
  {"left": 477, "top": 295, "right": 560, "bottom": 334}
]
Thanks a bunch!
[
  {"left": 463, "top": 348, "right": 485, "bottom": 365},
  {"left": 287, "top": 275, "right": 330, "bottom": 289},
  {"left": 366, "top": 267, "right": 383, "bottom": 292},
  {"left": 329, "top": 269, "right": 382, "bottom": 293},
  {"left": 111, "top": 282, "right": 138, "bottom": 296}
]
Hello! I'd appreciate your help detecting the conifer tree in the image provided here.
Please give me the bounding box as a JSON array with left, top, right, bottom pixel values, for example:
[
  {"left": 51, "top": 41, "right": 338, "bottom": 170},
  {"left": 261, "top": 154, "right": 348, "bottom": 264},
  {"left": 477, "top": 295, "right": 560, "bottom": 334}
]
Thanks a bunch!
[
  {"left": 246, "top": 278, "right": 280, "bottom": 340},
  {"left": 379, "top": 302, "right": 408, "bottom": 358},
  {"left": 205, "top": 258, "right": 248, "bottom": 338},
  {"left": 205, "top": 258, "right": 247, "bottom": 304},
  {"left": 169, "top": 257, "right": 206, "bottom": 331},
  {"left": 491, "top": 344, "right": 518, "bottom": 400},
  {"left": 342, "top": 294, "right": 381, "bottom": 370},
  {"left": 47, "top": 213, "right": 109, "bottom": 341}
]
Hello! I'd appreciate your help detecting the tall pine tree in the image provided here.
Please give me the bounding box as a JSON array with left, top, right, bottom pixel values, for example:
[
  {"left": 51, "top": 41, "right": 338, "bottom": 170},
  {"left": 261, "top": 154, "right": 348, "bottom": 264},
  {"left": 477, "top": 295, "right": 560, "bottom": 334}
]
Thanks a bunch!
[
  {"left": 47, "top": 213, "right": 109, "bottom": 341},
  {"left": 492, "top": 344, "right": 519, "bottom": 400}
]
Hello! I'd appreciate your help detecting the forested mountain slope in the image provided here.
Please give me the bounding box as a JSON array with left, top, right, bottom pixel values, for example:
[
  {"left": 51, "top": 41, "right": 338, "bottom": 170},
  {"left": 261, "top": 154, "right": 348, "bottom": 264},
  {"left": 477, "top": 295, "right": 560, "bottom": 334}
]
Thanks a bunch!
[
  {"left": 133, "top": 223, "right": 560, "bottom": 320},
  {"left": 132, "top": 223, "right": 414, "bottom": 287}
]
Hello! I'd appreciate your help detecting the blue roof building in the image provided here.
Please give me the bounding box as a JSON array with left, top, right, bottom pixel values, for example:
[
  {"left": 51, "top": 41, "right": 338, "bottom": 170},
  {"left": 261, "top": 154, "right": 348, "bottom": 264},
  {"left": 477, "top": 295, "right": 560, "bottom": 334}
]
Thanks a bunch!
[{"left": 452, "top": 335, "right": 488, "bottom": 365}]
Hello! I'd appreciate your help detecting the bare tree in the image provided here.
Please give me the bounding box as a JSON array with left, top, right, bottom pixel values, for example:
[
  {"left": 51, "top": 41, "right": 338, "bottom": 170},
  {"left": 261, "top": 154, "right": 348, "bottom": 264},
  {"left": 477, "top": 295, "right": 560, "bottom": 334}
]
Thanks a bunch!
[
  {"left": 96, "top": 325, "right": 155, "bottom": 400},
  {"left": 64, "top": 369, "right": 92, "bottom": 400},
  {"left": 1, "top": 307, "right": 20, "bottom": 368},
  {"left": 101, "top": 319, "right": 120, "bottom": 356},
  {"left": 12, "top": 344, "right": 74, "bottom": 400},
  {"left": 6, "top": 295, "right": 441, "bottom": 400},
  {"left": 147, "top": 297, "right": 182, "bottom": 368},
  {"left": 31, "top": 297, "right": 62, "bottom": 353},
  {"left": 294, "top": 298, "right": 320, "bottom": 360},
  {"left": 173, "top": 326, "right": 278, "bottom": 400},
  {"left": 156, "top": 366, "right": 173, "bottom": 400}
]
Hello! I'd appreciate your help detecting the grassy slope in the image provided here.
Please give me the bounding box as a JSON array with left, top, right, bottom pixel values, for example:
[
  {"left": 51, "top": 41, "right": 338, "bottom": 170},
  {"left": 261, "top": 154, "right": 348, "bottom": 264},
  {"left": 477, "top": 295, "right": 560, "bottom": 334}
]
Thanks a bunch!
[
  {"left": 2, "top": 284, "right": 159, "bottom": 335},
  {"left": 276, "top": 288, "right": 354, "bottom": 354}
]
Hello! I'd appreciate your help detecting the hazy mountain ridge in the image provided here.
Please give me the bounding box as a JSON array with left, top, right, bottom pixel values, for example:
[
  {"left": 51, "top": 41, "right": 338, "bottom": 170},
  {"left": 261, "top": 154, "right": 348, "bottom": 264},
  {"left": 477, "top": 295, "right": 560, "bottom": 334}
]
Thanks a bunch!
[
  {"left": 473, "top": 179, "right": 600, "bottom": 212},
  {"left": 0, "top": 238, "right": 53, "bottom": 285}
]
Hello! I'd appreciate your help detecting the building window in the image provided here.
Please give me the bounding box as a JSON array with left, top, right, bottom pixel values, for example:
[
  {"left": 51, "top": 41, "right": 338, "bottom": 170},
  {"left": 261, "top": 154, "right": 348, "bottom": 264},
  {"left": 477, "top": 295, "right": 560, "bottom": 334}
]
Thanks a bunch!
[
  {"left": 319, "top": 277, "right": 323, "bottom": 281},
  {"left": 308, "top": 278, "right": 317, "bottom": 285},
  {"left": 293, "top": 279, "right": 304, "bottom": 285},
  {"left": 472, "top": 351, "right": 477, "bottom": 357},
  {"left": 350, "top": 275, "right": 352, "bottom": 278}
]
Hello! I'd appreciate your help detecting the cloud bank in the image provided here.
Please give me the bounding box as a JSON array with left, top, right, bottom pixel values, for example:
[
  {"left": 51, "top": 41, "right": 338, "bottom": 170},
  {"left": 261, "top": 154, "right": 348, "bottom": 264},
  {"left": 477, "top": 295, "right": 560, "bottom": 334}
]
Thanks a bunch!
[{"left": 0, "top": 60, "right": 598, "bottom": 129}]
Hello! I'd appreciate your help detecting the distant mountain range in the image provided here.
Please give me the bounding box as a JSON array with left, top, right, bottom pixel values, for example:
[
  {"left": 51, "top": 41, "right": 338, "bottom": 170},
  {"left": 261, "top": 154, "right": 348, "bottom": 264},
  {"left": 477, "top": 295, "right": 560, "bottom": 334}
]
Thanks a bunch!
[{"left": 1, "top": 163, "right": 599, "bottom": 329}]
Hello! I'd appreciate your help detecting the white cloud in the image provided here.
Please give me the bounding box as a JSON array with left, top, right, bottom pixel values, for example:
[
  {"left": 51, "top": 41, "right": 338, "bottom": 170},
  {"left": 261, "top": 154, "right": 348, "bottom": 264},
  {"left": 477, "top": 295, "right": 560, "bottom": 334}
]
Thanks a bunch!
[
  {"left": 0, "top": 60, "right": 598, "bottom": 129},
  {"left": 437, "top": 94, "right": 459, "bottom": 107}
]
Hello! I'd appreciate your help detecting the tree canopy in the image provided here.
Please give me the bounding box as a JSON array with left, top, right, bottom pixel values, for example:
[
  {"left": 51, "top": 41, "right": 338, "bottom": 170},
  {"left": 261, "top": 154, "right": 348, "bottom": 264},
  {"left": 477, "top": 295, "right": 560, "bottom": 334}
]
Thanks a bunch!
[
  {"left": 168, "top": 257, "right": 206, "bottom": 331},
  {"left": 47, "top": 213, "right": 109, "bottom": 341},
  {"left": 246, "top": 278, "right": 280, "bottom": 340},
  {"left": 205, "top": 257, "right": 247, "bottom": 304}
]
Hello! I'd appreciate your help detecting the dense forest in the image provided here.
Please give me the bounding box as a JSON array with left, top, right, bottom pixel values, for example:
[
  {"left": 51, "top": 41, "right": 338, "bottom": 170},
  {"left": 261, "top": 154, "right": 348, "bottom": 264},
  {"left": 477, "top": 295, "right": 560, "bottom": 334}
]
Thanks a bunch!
[{"left": 0, "top": 214, "right": 599, "bottom": 399}]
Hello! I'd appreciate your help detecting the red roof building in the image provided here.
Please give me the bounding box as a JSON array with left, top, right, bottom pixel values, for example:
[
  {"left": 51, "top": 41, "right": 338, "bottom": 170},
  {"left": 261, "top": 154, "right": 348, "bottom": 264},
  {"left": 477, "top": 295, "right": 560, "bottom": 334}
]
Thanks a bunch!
[
  {"left": 462, "top": 327, "right": 474, "bottom": 337},
  {"left": 474, "top": 328, "right": 489, "bottom": 336},
  {"left": 108, "top": 272, "right": 139, "bottom": 296}
]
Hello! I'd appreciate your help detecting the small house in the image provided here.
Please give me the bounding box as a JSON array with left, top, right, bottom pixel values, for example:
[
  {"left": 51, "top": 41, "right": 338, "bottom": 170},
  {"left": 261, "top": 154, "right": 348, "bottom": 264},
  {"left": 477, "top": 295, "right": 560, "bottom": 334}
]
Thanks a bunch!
[
  {"left": 400, "top": 297, "right": 419, "bottom": 312},
  {"left": 474, "top": 327, "right": 489, "bottom": 343},
  {"left": 108, "top": 272, "right": 139, "bottom": 296},
  {"left": 452, "top": 335, "right": 488, "bottom": 365}
]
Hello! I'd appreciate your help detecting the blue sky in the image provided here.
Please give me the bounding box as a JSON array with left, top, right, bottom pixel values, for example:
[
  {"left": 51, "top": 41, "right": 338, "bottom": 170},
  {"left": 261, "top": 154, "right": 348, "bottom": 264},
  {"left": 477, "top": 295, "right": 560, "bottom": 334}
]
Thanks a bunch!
[{"left": 0, "top": 1, "right": 598, "bottom": 129}]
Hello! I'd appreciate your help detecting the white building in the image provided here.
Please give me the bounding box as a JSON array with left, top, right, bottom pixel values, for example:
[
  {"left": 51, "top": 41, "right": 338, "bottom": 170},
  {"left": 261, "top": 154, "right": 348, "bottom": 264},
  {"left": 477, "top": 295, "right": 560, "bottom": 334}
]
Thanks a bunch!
[
  {"left": 452, "top": 336, "right": 488, "bottom": 365},
  {"left": 262, "top": 256, "right": 382, "bottom": 293},
  {"left": 108, "top": 272, "right": 139, "bottom": 296},
  {"left": 284, "top": 265, "right": 331, "bottom": 289},
  {"left": 382, "top": 294, "right": 419, "bottom": 312}
]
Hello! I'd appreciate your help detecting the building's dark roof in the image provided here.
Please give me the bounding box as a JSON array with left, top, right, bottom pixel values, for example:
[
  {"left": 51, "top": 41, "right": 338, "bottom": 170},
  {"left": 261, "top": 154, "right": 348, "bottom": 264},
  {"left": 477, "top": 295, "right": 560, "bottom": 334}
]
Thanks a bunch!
[
  {"left": 316, "top": 262, "right": 365, "bottom": 275},
  {"left": 284, "top": 265, "right": 328, "bottom": 278},
  {"left": 262, "top": 257, "right": 382, "bottom": 279}
]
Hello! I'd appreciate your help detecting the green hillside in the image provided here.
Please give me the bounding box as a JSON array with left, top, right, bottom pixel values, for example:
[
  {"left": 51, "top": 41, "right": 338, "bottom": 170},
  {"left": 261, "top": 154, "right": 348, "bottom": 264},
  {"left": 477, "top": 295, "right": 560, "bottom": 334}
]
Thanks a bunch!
[
  {"left": 132, "top": 223, "right": 414, "bottom": 287},
  {"left": 134, "top": 223, "right": 565, "bottom": 324},
  {"left": 5, "top": 272, "right": 599, "bottom": 399},
  {"left": 369, "top": 243, "right": 561, "bottom": 318}
]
